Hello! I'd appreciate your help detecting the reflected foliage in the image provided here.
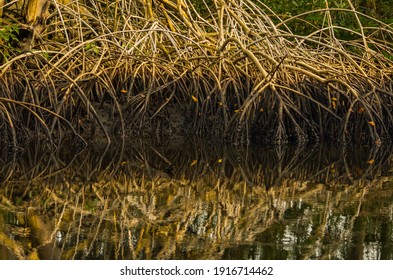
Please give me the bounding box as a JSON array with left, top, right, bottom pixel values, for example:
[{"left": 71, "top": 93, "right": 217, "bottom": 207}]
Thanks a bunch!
[{"left": 1, "top": 139, "right": 393, "bottom": 259}]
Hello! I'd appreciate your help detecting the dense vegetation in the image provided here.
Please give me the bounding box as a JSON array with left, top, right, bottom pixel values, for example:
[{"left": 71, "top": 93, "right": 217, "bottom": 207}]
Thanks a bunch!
[{"left": 1, "top": 0, "right": 393, "bottom": 147}]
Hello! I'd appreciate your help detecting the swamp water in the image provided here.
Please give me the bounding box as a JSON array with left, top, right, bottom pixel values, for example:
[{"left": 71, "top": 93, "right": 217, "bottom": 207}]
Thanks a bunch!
[{"left": 1, "top": 138, "right": 393, "bottom": 260}]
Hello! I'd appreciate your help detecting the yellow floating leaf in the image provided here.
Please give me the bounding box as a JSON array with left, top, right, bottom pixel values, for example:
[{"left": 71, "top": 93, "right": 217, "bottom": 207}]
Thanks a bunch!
[
  {"left": 260, "top": 108, "right": 264, "bottom": 112},
  {"left": 120, "top": 89, "right": 127, "bottom": 93},
  {"left": 331, "top": 97, "right": 337, "bottom": 101},
  {"left": 218, "top": 102, "right": 223, "bottom": 106},
  {"left": 368, "top": 121, "right": 376, "bottom": 126},
  {"left": 191, "top": 159, "right": 197, "bottom": 166},
  {"left": 120, "top": 161, "right": 127, "bottom": 166},
  {"left": 191, "top": 95, "right": 198, "bottom": 103},
  {"left": 367, "top": 159, "right": 375, "bottom": 164},
  {"left": 217, "top": 159, "right": 223, "bottom": 163},
  {"left": 234, "top": 109, "right": 240, "bottom": 113}
]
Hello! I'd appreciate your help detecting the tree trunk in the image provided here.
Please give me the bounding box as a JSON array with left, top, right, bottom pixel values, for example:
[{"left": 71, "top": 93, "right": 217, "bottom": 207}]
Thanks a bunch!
[
  {"left": 26, "top": 0, "right": 50, "bottom": 24},
  {"left": 0, "top": 0, "right": 4, "bottom": 19}
]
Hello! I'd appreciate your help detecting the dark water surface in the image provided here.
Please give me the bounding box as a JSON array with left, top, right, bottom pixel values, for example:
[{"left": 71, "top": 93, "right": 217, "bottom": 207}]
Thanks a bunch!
[{"left": 1, "top": 138, "right": 393, "bottom": 260}]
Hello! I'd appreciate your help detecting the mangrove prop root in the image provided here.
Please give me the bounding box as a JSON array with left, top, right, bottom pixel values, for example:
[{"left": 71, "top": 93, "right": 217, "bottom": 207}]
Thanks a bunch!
[{"left": 0, "top": 0, "right": 392, "bottom": 145}]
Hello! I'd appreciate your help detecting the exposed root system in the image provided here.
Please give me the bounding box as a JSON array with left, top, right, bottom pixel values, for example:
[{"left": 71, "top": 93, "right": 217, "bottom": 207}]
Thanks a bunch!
[{"left": 1, "top": 0, "right": 393, "bottom": 146}]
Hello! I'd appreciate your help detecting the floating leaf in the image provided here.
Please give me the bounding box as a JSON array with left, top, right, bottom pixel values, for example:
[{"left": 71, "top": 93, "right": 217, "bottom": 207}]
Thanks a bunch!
[
  {"left": 191, "top": 159, "right": 197, "bottom": 166},
  {"left": 191, "top": 95, "right": 198, "bottom": 103},
  {"left": 217, "top": 159, "right": 223, "bottom": 163},
  {"left": 368, "top": 121, "right": 376, "bottom": 126},
  {"left": 331, "top": 97, "right": 337, "bottom": 101},
  {"left": 259, "top": 108, "right": 264, "bottom": 112},
  {"left": 120, "top": 89, "right": 127, "bottom": 94},
  {"left": 234, "top": 109, "right": 240, "bottom": 113},
  {"left": 367, "top": 159, "right": 375, "bottom": 164}
]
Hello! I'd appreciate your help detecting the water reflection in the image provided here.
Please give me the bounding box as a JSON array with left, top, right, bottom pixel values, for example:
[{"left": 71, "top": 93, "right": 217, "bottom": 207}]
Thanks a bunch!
[{"left": 1, "top": 138, "right": 393, "bottom": 259}]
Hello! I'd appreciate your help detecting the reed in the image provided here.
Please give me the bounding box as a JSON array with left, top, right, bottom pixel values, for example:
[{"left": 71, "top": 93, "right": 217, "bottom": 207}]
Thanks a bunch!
[{"left": 0, "top": 0, "right": 393, "bottom": 146}]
